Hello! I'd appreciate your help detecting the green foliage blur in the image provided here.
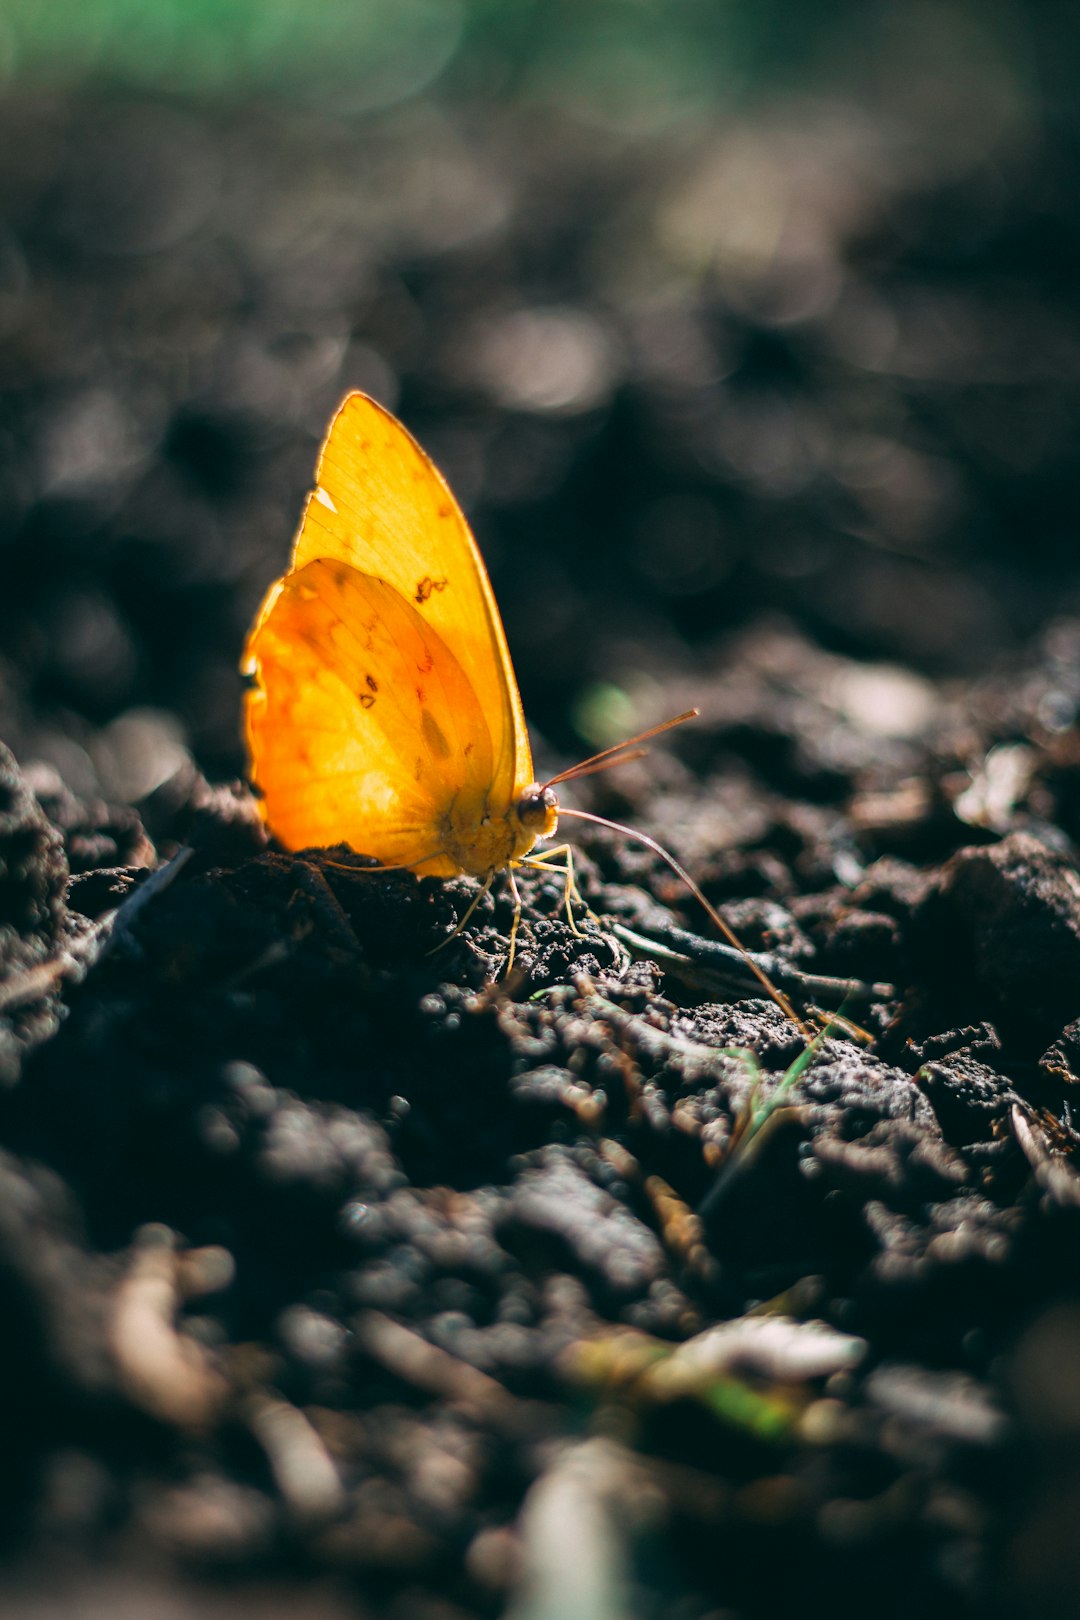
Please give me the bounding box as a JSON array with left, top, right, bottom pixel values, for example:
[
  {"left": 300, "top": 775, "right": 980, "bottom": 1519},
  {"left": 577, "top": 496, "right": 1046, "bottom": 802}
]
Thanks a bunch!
[{"left": 0, "top": 0, "right": 1058, "bottom": 133}]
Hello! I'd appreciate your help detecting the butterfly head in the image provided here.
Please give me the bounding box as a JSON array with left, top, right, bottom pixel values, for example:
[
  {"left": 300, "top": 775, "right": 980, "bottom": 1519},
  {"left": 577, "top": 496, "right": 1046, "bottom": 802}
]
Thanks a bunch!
[{"left": 514, "top": 784, "right": 559, "bottom": 844}]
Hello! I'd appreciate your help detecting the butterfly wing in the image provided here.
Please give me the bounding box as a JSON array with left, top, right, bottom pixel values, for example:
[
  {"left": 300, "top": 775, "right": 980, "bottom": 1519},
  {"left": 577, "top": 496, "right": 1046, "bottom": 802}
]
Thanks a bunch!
[
  {"left": 243, "top": 392, "right": 538, "bottom": 873},
  {"left": 244, "top": 557, "right": 496, "bottom": 877},
  {"left": 285, "top": 391, "right": 531, "bottom": 806}
]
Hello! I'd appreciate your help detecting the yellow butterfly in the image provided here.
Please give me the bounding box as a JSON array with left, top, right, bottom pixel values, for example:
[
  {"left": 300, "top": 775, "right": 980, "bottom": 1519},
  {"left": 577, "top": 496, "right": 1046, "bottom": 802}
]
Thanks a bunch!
[
  {"left": 243, "top": 391, "right": 559, "bottom": 871},
  {"left": 242, "top": 390, "right": 802, "bottom": 1020}
]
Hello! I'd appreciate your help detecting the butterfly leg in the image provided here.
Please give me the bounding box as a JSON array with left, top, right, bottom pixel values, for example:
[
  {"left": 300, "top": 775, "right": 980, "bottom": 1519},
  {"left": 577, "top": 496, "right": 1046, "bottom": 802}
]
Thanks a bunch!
[
  {"left": 426, "top": 871, "right": 495, "bottom": 956},
  {"left": 505, "top": 864, "right": 525, "bottom": 975},
  {"left": 520, "top": 843, "right": 593, "bottom": 935}
]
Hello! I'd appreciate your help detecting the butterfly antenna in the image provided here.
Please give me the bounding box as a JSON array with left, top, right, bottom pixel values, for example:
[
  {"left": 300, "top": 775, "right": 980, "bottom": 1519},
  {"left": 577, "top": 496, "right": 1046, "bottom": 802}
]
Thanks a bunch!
[
  {"left": 548, "top": 748, "right": 649, "bottom": 782},
  {"left": 557, "top": 806, "right": 809, "bottom": 1038},
  {"left": 542, "top": 709, "right": 700, "bottom": 790}
]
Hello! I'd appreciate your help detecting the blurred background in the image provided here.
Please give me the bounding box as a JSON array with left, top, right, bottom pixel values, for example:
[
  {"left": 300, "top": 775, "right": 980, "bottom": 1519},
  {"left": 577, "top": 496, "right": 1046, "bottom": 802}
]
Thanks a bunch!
[{"left": 1, "top": 0, "right": 1079, "bottom": 803}]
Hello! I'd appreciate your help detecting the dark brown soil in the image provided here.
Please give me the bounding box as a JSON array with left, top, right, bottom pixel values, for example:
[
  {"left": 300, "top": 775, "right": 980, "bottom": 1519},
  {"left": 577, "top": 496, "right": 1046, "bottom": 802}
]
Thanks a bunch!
[{"left": 4, "top": 78, "right": 1080, "bottom": 1620}]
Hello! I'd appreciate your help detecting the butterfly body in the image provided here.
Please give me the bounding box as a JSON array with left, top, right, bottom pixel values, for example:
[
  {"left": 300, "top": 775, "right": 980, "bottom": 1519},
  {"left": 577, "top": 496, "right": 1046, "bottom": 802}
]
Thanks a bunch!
[{"left": 243, "top": 392, "right": 556, "bottom": 881}]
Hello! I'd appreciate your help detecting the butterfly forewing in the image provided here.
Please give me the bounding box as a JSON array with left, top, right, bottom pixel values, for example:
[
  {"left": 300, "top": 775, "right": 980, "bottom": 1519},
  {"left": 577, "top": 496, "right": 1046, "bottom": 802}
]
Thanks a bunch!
[{"left": 288, "top": 393, "right": 532, "bottom": 806}]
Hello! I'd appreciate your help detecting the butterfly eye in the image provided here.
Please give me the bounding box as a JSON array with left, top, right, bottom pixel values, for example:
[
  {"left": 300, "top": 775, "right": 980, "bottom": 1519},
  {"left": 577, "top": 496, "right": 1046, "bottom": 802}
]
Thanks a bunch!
[{"left": 516, "top": 785, "right": 558, "bottom": 832}]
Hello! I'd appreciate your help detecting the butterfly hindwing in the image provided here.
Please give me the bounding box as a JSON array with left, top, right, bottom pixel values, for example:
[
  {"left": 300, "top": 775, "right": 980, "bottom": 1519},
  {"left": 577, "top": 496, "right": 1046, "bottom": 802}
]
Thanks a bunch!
[{"left": 244, "top": 557, "right": 497, "bottom": 876}]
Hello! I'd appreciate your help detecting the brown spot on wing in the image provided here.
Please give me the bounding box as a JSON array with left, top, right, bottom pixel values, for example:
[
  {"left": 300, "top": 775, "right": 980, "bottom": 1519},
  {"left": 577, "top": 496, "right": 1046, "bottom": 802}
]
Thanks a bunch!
[
  {"left": 415, "top": 576, "right": 449, "bottom": 605},
  {"left": 421, "top": 709, "right": 451, "bottom": 759}
]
